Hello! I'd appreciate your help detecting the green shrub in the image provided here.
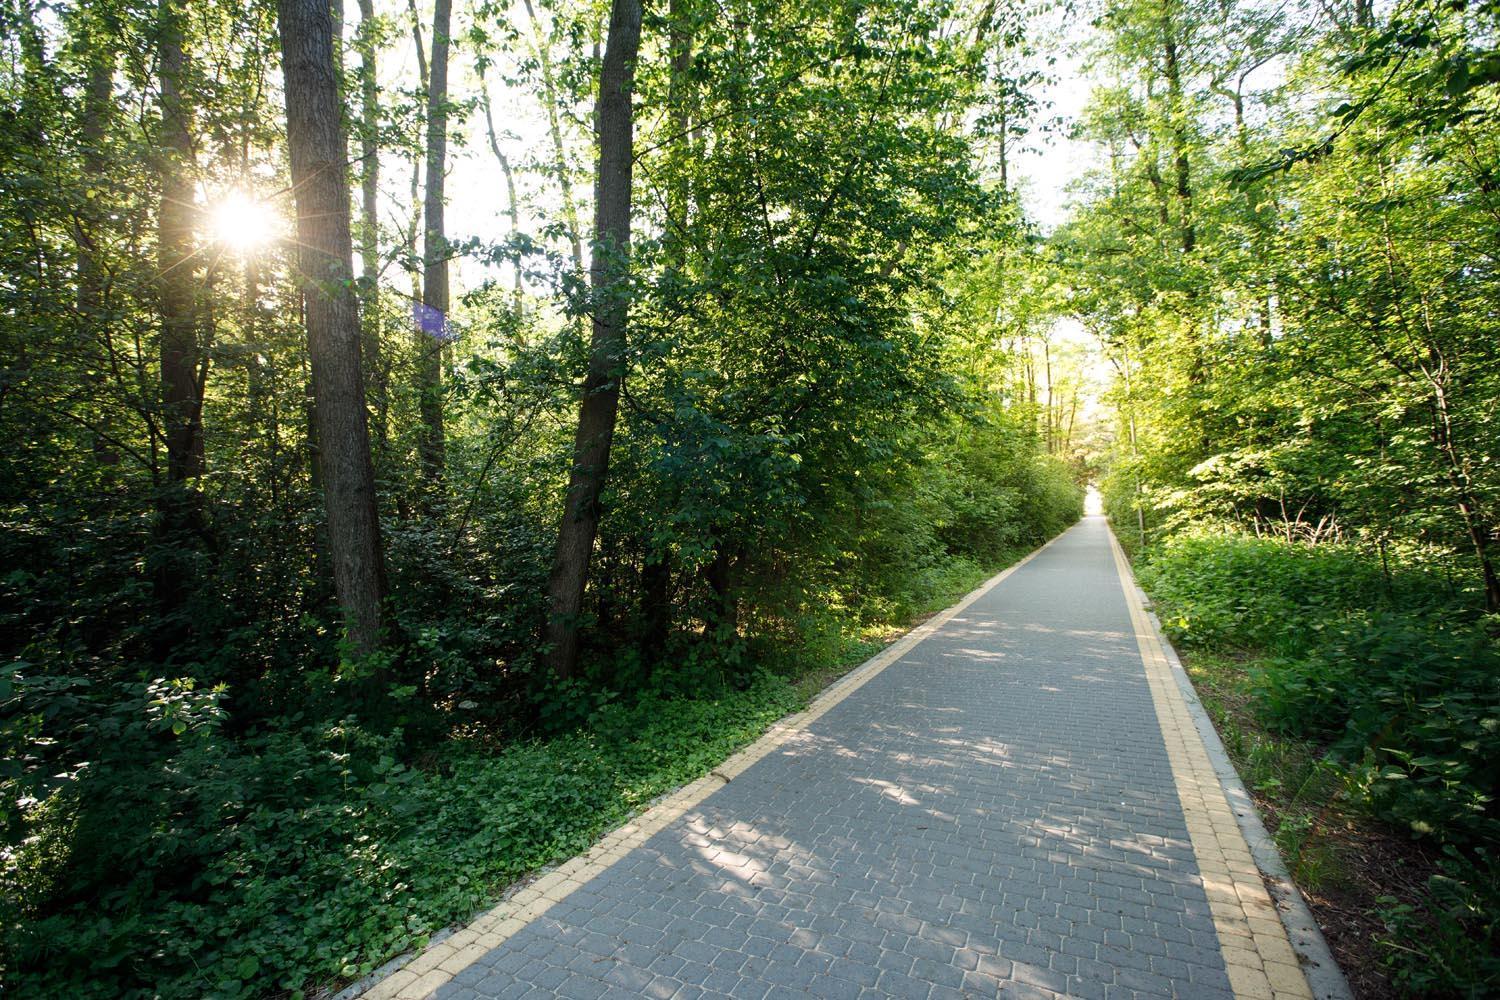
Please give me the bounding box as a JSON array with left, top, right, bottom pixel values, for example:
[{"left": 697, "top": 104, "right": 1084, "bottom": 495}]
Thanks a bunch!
[
  {"left": 1144, "top": 532, "right": 1498, "bottom": 848},
  {"left": 1139, "top": 531, "right": 1455, "bottom": 653},
  {"left": 1140, "top": 530, "right": 1500, "bottom": 996},
  {"left": 1377, "top": 849, "right": 1500, "bottom": 998}
]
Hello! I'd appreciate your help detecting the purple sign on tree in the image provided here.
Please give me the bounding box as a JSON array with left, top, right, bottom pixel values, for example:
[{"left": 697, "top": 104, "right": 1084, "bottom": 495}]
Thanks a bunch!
[{"left": 413, "top": 302, "right": 456, "bottom": 343}]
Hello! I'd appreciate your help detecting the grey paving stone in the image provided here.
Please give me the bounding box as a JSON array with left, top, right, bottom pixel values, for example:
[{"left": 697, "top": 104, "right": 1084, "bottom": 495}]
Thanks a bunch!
[
  {"left": 426, "top": 521, "right": 1230, "bottom": 1000},
  {"left": 807, "top": 975, "right": 864, "bottom": 1000},
  {"left": 874, "top": 969, "right": 933, "bottom": 999},
  {"left": 1067, "top": 976, "right": 1111, "bottom": 1000}
]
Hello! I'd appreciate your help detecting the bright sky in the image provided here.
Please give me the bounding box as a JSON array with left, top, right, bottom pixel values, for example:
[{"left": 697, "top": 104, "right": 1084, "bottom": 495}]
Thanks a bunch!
[
  {"left": 1007, "top": 15, "right": 1111, "bottom": 432},
  {"left": 1010, "top": 14, "right": 1100, "bottom": 232}
]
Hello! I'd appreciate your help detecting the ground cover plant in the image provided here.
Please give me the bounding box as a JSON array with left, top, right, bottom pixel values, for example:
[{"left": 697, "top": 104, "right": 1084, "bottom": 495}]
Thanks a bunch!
[
  {"left": 1138, "top": 533, "right": 1500, "bottom": 996},
  {"left": 0, "top": 0, "right": 1089, "bottom": 992}
]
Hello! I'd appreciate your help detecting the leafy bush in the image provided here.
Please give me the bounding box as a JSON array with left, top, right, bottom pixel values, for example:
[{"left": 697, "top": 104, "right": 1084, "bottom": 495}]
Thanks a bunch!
[
  {"left": 1143, "top": 532, "right": 1497, "bottom": 849},
  {"left": 1138, "top": 530, "right": 1500, "bottom": 995},
  {"left": 1254, "top": 615, "right": 1500, "bottom": 846},
  {"left": 1138, "top": 531, "right": 1457, "bottom": 653},
  {"left": 1377, "top": 848, "right": 1500, "bottom": 998}
]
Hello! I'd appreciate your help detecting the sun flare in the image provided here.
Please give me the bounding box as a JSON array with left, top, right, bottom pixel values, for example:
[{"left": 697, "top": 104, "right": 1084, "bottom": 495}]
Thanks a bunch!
[{"left": 208, "top": 192, "right": 276, "bottom": 253}]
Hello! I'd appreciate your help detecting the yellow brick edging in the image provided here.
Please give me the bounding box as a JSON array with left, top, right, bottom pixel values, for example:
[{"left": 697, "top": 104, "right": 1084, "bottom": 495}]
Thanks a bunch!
[{"left": 1107, "top": 528, "right": 1314, "bottom": 1000}]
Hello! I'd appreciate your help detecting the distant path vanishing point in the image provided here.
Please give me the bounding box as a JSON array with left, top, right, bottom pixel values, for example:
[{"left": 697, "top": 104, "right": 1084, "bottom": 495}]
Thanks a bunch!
[{"left": 362, "top": 517, "right": 1329, "bottom": 1000}]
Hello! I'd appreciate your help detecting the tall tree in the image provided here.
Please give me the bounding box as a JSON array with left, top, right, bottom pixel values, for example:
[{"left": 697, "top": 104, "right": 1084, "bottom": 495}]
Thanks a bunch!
[
  {"left": 152, "top": 0, "right": 210, "bottom": 646},
  {"left": 356, "top": 0, "right": 387, "bottom": 450},
  {"left": 75, "top": 8, "right": 114, "bottom": 335},
  {"left": 277, "top": 0, "right": 387, "bottom": 656},
  {"left": 1159, "top": 0, "right": 1194, "bottom": 254},
  {"left": 544, "top": 0, "right": 643, "bottom": 678},
  {"left": 405, "top": 0, "right": 428, "bottom": 324},
  {"left": 416, "top": 0, "right": 451, "bottom": 484},
  {"left": 156, "top": 0, "right": 203, "bottom": 486},
  {"left": 479, "top": 72, "right": 523, "bottom": 311},
  {"left": 521, "top": 0, "right": 585, "bottom": 273}
]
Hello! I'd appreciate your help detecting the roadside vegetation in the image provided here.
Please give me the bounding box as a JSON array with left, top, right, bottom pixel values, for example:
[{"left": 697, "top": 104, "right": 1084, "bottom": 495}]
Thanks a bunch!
[
  {"left": 1135, "top": 536, "right": 1498, "bottom": 996},
  {"left": 6, "top": 0, "right": 1496, "bottom": 992},
  {"left": 1065, "top": 0, "right": 1500, "bottom": 991},
  {"left": 2, "top": 451, "right": 1078, "bottom": 999}
]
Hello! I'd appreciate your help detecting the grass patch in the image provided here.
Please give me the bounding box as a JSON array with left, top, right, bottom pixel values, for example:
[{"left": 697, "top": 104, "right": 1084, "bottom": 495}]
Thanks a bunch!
[{"left": 1183, "top": 653, "right": 1347, "bottom": 893}]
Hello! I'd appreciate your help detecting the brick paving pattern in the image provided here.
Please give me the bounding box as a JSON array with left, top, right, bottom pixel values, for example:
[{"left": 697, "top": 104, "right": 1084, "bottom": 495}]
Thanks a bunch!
[{"left": 388, "top": 519, "right": 1296, "bottom": 999}]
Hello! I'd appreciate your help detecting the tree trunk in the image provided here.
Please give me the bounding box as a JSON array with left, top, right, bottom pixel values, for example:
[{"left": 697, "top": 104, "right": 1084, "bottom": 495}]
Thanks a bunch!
[
  {"left": 641, "top": 553, "right": 672, "bottom": 665},
  {"left": 405, "top": 0, "right": 427, "bottom": 338},
  {"left": 1429, "top": 380, "right": 1500, "bottom": 612},
  {"left": 666, "top": 0, "right": 693, "bottom": 228},
  {"left": 76, "top": 13, "right": 115, "bottom": 468},
  {"left": 356, "top": 0, "right": 387, "bottom": 453},
  {"left": 1043, "top": 338, "right": 1054, "bottom": 452},
  {"left": 77, "top": 23, "right": 112, "bottom": 329},
  {"left": 1144, "top": 146, "right": 1171, "bottom": 229},
  {"left": 703, "top": 545, "right": 738, "bottom": 637},
  {"left": 997, "top": 88, "right": 1009, "bottom": 189},
  {"left": 1161, "top": 16, "right": 1195, "bottom": 254},
  {"left": 1232, "top": 88, "right": 1246, "bottom": 152},
  {"left": 151, "top": 0, "right": 211, "bottom": 652},
  {"left": 543, "top": 0, "right": 643, "bottom": 679},
  {"left": 415, "top": 0, "right": 451, "bottom": 486},
  {"left": 157, "top": 0, "right": 204, "bottom": 485},
  {"left": 278, "top": 0, "right": 388, "bottom": 657}
]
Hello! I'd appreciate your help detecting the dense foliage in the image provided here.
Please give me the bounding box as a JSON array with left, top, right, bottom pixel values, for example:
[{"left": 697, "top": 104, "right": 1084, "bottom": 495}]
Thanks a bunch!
[
  {"left": 6, "top": 678, "right": 808, "bottom": 998},
  {"left": 1141, "top": 534, "right": 1499, "bottom": 993},
  {"left": 0, "top": 0, "right": 1079, "bottom": 994},
  {"left": 13, "top": 0, "right": 1497, "bottom": 990},
  {"left": 1072, "top": 0, "right": 1500, "bottom": 607}
]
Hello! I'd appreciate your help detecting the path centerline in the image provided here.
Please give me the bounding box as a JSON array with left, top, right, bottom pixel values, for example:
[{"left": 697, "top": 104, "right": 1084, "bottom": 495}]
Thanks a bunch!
[{"left": 360, "top": 518, "right": 1319, "bottom": 1000}]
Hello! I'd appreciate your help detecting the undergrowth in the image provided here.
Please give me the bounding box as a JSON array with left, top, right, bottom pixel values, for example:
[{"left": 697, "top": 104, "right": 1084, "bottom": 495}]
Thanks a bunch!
[
  {"left": 1182, "top": 653, "right": 1346, "bottom": 893},
  {"left": 1139, "top": 531, "right": 1500, "bottom": 996},
  {"left": 1, "top": 676, "right": 802, "bottom": 998}
]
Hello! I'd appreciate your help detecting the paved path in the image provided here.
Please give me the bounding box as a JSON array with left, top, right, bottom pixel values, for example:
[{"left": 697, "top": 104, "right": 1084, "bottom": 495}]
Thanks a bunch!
[{"left": 365, "top": 518, "right": 1316, "bottom": 1000}]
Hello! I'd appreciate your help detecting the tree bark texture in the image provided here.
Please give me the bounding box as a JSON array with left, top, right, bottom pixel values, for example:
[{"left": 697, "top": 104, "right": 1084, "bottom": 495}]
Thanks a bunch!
[
  {"left": 356, "top": 0, "right": 387, "bottom": 452},
  {"left": 278, "top": 0, "right": 388, "bottom": 656},
  {"left": 544, "top": 0, "right": 643, "bottom": 679},
  {"left": 150, "top": 0, "right": 213, "bottom": 653},
  {"left": 665, "top": 0, "right": 693, "bottom": 229},
  {"left": 157, "top": 0, "right": 204, "bottom": 484},
  {"left": 77, "top": 18, "right": 112, "bottom": 329},
  {"left": 1160, "top": 12, "right": 1195, "bottom": 254},
  {"left": 417, "top": 0, "right": 451, "bottom": 484}
]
